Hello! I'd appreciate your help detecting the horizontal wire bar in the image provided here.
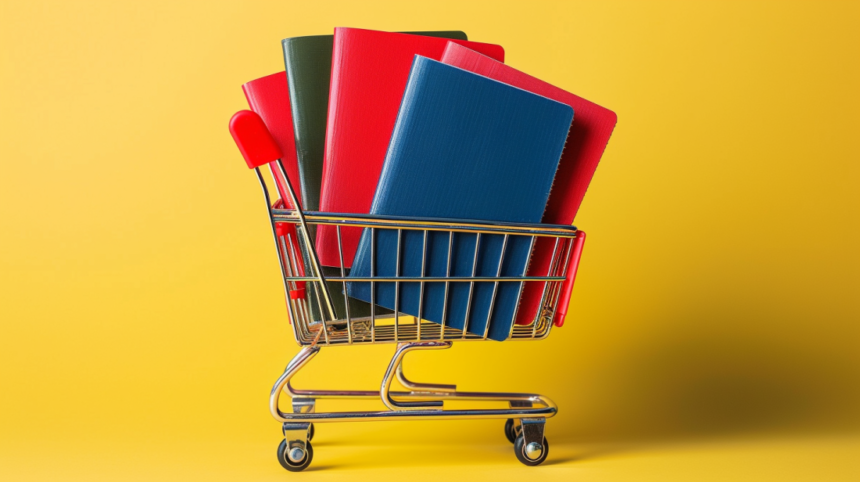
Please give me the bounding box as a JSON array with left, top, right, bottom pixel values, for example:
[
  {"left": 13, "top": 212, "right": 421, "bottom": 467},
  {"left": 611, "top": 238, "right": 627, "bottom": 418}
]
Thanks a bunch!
[
  {"left": 282, "top": 276, "right": 566, "bottom": 282},
  {"left": 271, "top": 211, "right": 578, "bottom": 238}
]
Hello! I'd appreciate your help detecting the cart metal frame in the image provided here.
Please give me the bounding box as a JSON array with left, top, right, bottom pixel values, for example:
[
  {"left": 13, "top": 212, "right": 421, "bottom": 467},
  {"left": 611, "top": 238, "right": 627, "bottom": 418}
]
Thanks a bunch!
[{"left": 246, "top": 156, "right": 585, "bottom": 470}]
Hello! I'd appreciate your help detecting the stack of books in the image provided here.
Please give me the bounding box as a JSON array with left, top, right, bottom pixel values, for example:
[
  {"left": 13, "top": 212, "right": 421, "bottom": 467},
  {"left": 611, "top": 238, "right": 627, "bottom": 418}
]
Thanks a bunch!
[{"left": 241, "top": 27, "right": 616, "bottom": 341}]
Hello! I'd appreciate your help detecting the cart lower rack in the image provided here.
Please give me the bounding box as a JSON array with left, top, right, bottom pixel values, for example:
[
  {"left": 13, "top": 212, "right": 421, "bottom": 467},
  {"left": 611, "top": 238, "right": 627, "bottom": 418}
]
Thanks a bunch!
[{"left": 230, "top": 110, "right": 587, "bottom": 470}]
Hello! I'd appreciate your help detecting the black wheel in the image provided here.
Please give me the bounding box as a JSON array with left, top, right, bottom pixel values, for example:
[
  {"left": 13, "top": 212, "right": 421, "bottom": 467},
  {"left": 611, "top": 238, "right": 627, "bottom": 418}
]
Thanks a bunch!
[
  {"left": 514, "top": 434, "right": 549, "bottom": 466},
  {"left": 308, "top": 423, "right": 315, "bottom": 442},
  {"left": 504, "top": 419, "right": 520, "bottom": 444},
  {"left": 277, "top": 439, "right": 314, "bottom": 472}
]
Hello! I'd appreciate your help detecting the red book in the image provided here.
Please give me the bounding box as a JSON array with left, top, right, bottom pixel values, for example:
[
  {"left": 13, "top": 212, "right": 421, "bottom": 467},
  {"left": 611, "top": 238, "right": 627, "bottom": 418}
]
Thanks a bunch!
[
  {"left": 440, "top": 42, "right": 617, "bottom": 326},
  {"left": 241, "top": 73, "right": 306, "bottom": 312},
  {"left": 316, "top": 28, "right": 505, "bottom": 267},
  {"left": 242, "top": 72, "right": 301, "bottom": 208}
]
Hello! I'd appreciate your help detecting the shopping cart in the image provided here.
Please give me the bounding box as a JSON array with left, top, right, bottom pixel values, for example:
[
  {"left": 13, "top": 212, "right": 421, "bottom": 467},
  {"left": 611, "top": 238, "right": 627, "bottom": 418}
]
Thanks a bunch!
[{"left": 229, "top": 110, "right": 587, "bottom": 471}]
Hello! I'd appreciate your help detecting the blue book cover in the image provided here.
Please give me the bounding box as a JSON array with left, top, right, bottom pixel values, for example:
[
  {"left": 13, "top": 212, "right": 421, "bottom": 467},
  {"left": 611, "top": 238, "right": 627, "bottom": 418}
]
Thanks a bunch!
[{"left": 347, "top": 57, "right": 573, "bottom": 341}]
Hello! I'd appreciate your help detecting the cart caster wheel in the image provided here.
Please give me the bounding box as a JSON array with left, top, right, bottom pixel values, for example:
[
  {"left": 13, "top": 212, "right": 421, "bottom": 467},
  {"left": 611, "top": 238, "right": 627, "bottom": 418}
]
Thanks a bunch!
[
  {"left": 308, "top": 423, "right": 315, "bottom": 441},
  {"left": 504, "top": 419, "right": 521, "bottom": 444},
  {"left": 514, "top": 434, "right": 549, "bottom": 466},
  {"left": 277, "top": 439, "right": 314, "bottom": 472}
]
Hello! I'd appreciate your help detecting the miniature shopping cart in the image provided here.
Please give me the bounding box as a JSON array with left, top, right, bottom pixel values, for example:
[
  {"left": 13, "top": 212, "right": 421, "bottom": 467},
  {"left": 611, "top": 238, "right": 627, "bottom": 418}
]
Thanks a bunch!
[{"left": 230, "top": 110, "right": 587, "bottom": 471}]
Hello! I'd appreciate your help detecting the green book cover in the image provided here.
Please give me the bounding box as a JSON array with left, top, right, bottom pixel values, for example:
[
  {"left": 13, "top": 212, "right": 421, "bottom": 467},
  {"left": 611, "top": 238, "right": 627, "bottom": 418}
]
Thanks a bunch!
[{"left": 282, "top": 30, "right": 468, "bottom": 322}]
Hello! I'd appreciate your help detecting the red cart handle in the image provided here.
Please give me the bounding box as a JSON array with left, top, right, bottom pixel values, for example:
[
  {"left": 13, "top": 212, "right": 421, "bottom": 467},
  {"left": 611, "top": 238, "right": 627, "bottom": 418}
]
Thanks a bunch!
[
  {"left": 553, "top": 230, "right": 586, "bottom": 328},
  {"left": 229, "top": 110, "right": 282, "bottom": 169}
]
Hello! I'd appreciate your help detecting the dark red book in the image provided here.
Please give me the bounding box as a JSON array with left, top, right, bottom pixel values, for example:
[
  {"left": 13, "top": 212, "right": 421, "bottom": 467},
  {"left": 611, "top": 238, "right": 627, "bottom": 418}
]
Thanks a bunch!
[
  {"left": 440, "top": 42, "right": 617, "bottom": 326},
  {"left": 242, "top": 72, "right": 301, "bottom": 208},
  {"left": 316, "top": 28, "right": 505, "bottom": 267}
]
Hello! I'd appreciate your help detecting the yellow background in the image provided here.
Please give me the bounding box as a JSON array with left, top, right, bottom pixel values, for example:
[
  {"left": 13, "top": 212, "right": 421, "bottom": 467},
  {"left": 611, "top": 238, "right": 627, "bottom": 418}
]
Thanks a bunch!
[{"left": 1, "top": 0, "right": 858, "bottom": 480}]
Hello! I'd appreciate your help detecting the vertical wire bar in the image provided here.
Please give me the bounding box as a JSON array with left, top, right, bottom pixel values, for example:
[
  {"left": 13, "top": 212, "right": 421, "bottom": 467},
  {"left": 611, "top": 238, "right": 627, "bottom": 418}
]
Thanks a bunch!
[
  {"left": 546, "top": 236, "right": 577, "bottom": 324},
  {"left": 278, "top": 236, "right": 299, "bottom": 327},
  {"left": 507, "top": 235, "right": 537, "bottom": 340},
  {"left": 303, "top": 223, "right": 329, "bottom": 344},
  {"left": 418, "top": 229, "right": 428, "bottom": 340},
  {"left": 536, "top": 237, "right": 570, "bottom": 338},
  {"left": 287, "top": 232, "right": 309, "bottom": 330},
  {"left": 482, "top": 234, "right": 509, "bottom": 339},
  {"left": 532, "top": 236, "right": 562, "bottom": 338},
  {"left": 370, "top": 227, "right": 376, "bottom": 343},
  {"left": 336, "top": 225, "right": 353, "bottom": 344},
  {"left": 278, "top": 235, "right": 294, "bottom": 289},
  {"left": 394, "top": 229, "right": 402, "bottom": 342},
  {"left": 265, "top": 167, "right": 303, "bottom": 333},
  {"left": 254, "top": 167, "right": 301, "bottom": 345},
  {"left": 546, "top": 236, "right": 565, "bottom": 296},
  {"left": 440, "top": 231, "right": 453, "bottom": 340},
  {"left": 280, "top": 234, "right": 299, "bottom": 326},
  {"left": 542, "top": 238, "right": 568, "bottom": 313},
  {"left": 268, "top": 164, "right": 288, "bottom": 203},
  {"left": 274, "top": 160, "right": 336, "bottom": 321},
  {"left": 546, "top": 237, "right": 573, "bottom": 310},
  {"left": 462, "top": 233, "right": 482, "bottom": 339}
]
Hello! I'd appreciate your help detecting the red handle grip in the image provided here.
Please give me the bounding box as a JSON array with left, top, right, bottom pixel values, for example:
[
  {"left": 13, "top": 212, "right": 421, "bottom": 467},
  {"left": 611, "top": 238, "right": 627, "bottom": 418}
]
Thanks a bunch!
[
  {"left": 229, "top": 110, "right": 282, "bottom": 169},
  {"left": 553, "top": 230, "right": 586, "bottom": 328}
]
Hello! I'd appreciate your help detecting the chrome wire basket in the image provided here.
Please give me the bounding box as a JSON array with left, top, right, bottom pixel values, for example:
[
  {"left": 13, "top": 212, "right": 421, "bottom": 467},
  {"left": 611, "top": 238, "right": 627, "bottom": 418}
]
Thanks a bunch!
[{"left": 230, "top": 110, "right": 587, "bottom": 470}]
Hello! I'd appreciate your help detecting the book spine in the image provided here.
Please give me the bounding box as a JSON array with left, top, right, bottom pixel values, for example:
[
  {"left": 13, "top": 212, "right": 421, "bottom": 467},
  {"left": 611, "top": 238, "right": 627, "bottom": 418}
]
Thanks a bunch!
[{"left": 321, "top": 29, "right": 348, "bottom": 199}]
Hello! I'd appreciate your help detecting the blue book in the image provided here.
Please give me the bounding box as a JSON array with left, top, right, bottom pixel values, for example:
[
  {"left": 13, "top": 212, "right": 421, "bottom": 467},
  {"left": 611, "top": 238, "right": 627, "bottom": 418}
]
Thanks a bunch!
[{"left": 347, "top": 57, "right": 573, "bottom": 341}]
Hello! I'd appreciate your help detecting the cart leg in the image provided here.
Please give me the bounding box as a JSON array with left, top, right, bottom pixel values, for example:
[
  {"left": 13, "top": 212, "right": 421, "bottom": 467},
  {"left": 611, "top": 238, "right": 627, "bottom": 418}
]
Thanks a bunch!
[
  {"left": 505, "top": 400, "right": 532, "bottom": 443},
  {"left": 278, "top": 422, "right": 314, "bottom": 471},
  {"left": 272, "top": 347, "right": 320, "bottom": 472},
  {"left": 270, "top": 346, "right": 320, "bottom": 423},
  {"left": 293, "top": 397, "right": 316, "bottom": 441},
  {"left": 520, "top": 418, "right": 545, "bottom": 449},
  {"left": 514, "top": 417, "right": 549, "bottom": 466}
]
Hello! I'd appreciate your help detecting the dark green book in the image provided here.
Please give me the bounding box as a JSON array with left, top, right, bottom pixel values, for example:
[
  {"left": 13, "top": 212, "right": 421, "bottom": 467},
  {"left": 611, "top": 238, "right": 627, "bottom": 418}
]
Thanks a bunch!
[
  {"left": 282, "top": 30, "right": 468, "bottom": 322},
  {"left": 281, "top": 30, "right": 467, "bottom": 213}
]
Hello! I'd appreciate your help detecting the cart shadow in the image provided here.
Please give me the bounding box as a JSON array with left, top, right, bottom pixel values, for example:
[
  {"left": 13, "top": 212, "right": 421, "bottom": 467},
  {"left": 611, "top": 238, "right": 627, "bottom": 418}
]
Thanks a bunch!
[
  {"left": 541, "top": 446, "right": 627, "bottom": 465},
  {"left": 561, "top": 312, "right": 859, "bottom": 440},
  {"left": 306, "top": 440, "right": 336, "bottom": 447}
]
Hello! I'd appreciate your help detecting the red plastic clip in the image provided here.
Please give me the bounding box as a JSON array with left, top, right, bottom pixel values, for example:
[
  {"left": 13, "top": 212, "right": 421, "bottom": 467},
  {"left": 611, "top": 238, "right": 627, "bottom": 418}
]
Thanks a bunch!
[
  {"left": 289, "top": 286, "right": 306, "bottom": 300},
  {"left": 553, "top": 231, "right": 586, "bottom": 328},
  {"left": 275, "top": 222, "right": 293, "bottom": 239}
]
